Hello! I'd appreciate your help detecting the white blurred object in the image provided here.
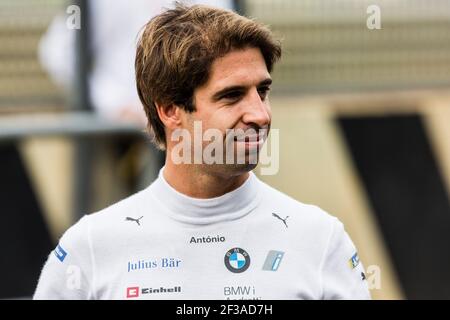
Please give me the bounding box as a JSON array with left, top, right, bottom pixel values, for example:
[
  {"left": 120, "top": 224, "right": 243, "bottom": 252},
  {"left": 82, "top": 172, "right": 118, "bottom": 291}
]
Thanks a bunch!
[{"left": 38, "top": 0, "right": 233, "bottom": 126}]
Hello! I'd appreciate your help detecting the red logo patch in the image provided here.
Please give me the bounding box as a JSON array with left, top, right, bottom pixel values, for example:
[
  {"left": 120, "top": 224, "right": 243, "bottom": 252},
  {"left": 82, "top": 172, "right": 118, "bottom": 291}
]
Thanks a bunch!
[{"left": 126, "top": 286, "right": 139, "bottom": 298}]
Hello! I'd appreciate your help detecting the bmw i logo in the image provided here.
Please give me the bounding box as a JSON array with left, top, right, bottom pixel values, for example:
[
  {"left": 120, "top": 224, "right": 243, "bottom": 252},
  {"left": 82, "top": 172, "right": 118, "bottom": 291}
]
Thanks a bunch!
[{"left": 224, "top": 248, "right": 250, "bottom": 273}]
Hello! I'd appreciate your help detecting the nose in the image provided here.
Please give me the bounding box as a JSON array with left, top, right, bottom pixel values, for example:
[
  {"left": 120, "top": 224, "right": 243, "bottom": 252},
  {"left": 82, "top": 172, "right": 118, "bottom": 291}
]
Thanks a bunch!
[{"left": 241, "top": 88, "right": 271, "bottom": 128}]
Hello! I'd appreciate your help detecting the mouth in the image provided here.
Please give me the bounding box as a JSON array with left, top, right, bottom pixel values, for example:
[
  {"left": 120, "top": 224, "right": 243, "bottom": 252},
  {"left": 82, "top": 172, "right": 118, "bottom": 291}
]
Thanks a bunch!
[
  {"left": 233, "top": 133, "right": 266, "bottom": 150},
  {"left": 233, "top": 135, "right": 261, "bottom": 143}
]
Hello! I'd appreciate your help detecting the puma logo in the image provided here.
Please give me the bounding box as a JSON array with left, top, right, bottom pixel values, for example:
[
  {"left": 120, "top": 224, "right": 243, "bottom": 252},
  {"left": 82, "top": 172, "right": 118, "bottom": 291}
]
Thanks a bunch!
[
  {"left": 125, "top": 216, "right": 143, "bottom": 226},
  {"left": 272, "top": 213, "right": 289, "bottom": 228}
]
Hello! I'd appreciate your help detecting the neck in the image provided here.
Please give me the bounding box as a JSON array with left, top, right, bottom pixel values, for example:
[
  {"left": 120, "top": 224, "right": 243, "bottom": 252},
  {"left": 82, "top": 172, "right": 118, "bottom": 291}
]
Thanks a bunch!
[{"left": 163, "top": 160, "right": 249, "bottom": 199}]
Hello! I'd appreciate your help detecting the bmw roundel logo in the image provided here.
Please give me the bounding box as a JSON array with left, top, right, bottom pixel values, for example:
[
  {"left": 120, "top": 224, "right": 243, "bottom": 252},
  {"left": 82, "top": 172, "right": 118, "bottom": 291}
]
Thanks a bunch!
[{"left": 224, "top": 247, "right": 250, "bottom": 273}]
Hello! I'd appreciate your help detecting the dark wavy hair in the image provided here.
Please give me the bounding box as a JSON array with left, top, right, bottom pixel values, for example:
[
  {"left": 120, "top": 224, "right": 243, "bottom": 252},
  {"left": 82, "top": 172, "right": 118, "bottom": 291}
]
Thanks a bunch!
[{"left": 135, "top": 3, "right": 281, "bottom": 149}]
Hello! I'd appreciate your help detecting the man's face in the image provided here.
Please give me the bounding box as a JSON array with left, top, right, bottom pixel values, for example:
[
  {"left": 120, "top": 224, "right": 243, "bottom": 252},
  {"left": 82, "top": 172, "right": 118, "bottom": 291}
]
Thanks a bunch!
[{"left": 174, "top": 47, "right": 272, "bottom": 177}]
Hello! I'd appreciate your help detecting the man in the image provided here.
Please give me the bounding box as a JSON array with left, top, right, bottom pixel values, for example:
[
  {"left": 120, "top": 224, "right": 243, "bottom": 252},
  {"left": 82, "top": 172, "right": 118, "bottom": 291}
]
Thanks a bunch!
[{"left": 34, "top": 4, "right": 371, "bottom": 300}]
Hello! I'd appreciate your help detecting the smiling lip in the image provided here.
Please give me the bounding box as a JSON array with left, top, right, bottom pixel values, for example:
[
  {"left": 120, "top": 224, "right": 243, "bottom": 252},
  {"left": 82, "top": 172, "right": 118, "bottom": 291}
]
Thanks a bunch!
[
  {"left": 233, "top": 136, "right": 265, "bottom": 150},
  {"left": 233, "top": 135, "right": 262, "bottom": 142}
]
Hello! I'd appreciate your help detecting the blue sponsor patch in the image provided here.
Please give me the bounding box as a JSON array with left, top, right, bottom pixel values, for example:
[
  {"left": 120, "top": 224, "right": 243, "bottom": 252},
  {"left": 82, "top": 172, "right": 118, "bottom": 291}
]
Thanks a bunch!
[
  {"left": 348, "top": 252, "right": 360, "bottom": 269},
  {"left": 262, "top": 250, "right": 285, "bottom": 271},
  {"left": 54, "top": 244, "right": 67, "bottom": 262}
]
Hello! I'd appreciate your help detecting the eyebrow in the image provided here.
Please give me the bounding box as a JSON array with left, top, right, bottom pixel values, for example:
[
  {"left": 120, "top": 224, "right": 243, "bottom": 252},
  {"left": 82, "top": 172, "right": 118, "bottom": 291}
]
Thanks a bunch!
[{"left": 211, "top": 78, "right": 273, "bottom": 101}]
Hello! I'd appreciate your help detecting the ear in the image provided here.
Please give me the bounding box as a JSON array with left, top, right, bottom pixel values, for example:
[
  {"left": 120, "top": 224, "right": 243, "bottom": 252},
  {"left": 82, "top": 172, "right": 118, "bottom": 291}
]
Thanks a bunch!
[{"left": 155, "top": 102, "right": 182, "bottom": 130}]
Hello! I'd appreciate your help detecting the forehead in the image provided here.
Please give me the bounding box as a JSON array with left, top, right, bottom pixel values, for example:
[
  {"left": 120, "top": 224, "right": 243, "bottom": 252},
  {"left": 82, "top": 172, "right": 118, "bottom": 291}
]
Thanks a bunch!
[{"left": 203, "top": 47, "right": 271, "bottom": 91}]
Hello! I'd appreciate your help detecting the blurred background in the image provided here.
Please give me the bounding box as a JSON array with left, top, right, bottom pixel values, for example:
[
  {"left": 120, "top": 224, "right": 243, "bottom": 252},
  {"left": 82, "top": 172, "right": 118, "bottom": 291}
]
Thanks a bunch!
[{"left": 1, "top": 0, "right": 450, "bottom": 300}]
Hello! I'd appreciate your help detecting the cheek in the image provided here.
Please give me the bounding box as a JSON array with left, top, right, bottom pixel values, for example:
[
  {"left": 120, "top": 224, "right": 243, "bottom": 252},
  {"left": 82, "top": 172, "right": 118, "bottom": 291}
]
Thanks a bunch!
[
  {"left": 209, "top": 108, "right": 241, "bottom": 129},
  {"left": 189, "top": 113, "right": 223, "bottom": 139}
]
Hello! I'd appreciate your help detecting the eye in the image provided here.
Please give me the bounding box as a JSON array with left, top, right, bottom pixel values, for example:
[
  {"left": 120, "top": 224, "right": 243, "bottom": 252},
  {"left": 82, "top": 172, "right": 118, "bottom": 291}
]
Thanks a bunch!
[
  {"left": 257, "top": 86, "right": 271, "bottom": 100},
  {"left": 221, "top": 91, "right": 243, "bottom": 101}
]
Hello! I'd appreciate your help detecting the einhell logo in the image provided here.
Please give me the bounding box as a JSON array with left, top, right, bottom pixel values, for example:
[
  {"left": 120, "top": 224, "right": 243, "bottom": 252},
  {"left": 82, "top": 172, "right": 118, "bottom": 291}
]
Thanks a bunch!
[
  {"left": 126, "top": 286, "right": 182, "bottom": 298},
  {"left": 126, "top": 287, "right": 139, "bottom": 298}
]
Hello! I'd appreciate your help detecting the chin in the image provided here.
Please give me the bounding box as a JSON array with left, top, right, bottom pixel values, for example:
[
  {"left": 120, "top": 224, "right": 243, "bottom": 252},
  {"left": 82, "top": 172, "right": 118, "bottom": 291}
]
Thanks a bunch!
[
  {"left": 227, "top": 163, "right": 258, "bottom": 174},
  {"left": 202, "top": 163, "right": 258, "bottom": 178}
]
